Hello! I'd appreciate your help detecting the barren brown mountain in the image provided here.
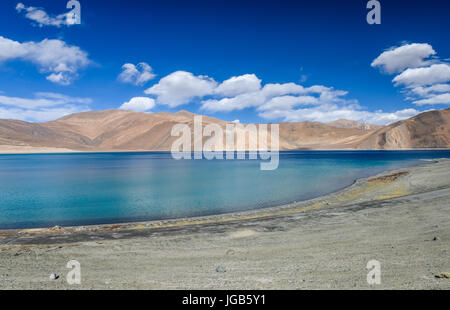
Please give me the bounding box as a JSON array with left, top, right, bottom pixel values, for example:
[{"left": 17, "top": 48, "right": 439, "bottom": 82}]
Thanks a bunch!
[
  {"left": 355, "top": 108, "right": 450, "bottom": 149},
  {"left": 327, "top": 119, "right": 382, "bottom": 130},
  {"left": 0, "top": 108, "right": 448, "bottom": 153}
]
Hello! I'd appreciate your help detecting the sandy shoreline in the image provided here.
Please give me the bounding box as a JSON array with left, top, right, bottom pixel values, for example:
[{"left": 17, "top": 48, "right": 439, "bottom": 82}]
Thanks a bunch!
[{"left": 0, "top": 159, "right": 449, "bottom": 289}]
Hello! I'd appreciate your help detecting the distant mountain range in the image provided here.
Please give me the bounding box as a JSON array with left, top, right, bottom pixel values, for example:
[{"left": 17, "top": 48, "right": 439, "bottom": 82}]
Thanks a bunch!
[{"left": 0, "top": 108, "right": 448, "bottom": 153}]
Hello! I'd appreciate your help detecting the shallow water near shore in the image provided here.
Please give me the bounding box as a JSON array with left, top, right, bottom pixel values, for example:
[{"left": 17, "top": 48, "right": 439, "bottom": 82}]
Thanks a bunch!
[{"left": 1, "top": 150, "right": 449, "bottom": 229}]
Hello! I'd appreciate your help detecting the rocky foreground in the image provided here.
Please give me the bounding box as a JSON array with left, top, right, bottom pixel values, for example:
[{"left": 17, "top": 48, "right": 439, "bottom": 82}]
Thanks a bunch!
[{"left": 0, "top": 159, "right": 449, "bottom": 289}]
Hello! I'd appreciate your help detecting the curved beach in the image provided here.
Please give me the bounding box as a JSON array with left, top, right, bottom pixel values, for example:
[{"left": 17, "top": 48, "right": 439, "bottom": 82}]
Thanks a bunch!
[{"left": 1, "top": 159, "right": 449, "bottom": 289}]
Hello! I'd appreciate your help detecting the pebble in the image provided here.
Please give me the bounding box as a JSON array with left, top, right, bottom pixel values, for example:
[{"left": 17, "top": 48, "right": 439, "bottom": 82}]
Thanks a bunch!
[
  {"left": 435, "top": 272, "right": 450, "bottom": 279},
  {"left": 216, "top": 266, "right": 226, "bottom": 273},
  {"left": 226, "top": 249, "right": 235, "bottom": 256},
  {"left": 49, "top": 273, "right": 59, "bottom": 280}
]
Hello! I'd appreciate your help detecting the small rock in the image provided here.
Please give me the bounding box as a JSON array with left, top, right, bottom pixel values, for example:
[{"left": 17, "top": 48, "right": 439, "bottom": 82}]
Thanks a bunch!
[
  {"left": 435, "top": 272, "right": 450, "bottom": 279},
  {"left": 216, "top": 266, "right": 226, "bottom": 273},
  {"left": 226, "top": 249, "right": 235, "bottom": 256},
  {"left": 49, "top": 273, "right": 59, "bottom": 280},
  {"left": 433, "top": 237, "right": 440, "bottom": 241}
]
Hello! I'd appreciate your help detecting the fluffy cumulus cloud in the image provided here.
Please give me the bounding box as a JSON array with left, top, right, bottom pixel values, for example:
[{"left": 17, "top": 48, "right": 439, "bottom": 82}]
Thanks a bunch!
[
  {"left": 260, "top": 82, "right": 307, "bottom": 97},
  {"left": 201, "top": 91, "right": 266, "bottom": 112},
  {"left": 258, "top": 95, "right": 319, "bottom": 111},
  {"left": 259, "top": 104, "right": 419, "bottom": 125},
  {"left": 0, "top": 92, "right": 91, "bottom": 122},
  {"left": 142, "top": 71, "right": 418, "bottom": 125},
  {"left": 0, "top": 36, "right": 90, "bottom": 85},
  {"left": 119, "top": 97, "right": 155, "bottom": 112},
  {"left": 16, "top": 2, "right": 76, "bottom": 27},
  {"left": 413, "top": 93, "right": 450, "bottom": 105},
  {"left": 118, "top": 62, "right": 156, "bottom": 86},
  {"left": 393, "top": 64, "right": 450, "bottom": 87},
  {"left": 214, "top": 74, "right": 262, "bottom": 97},
  {"left": 200, "top": 80, "right": 352, "bottom": 116},
  {"left": 410, "top": 84, "right": 450, "bottom": 97},
  {"left": 372, "top": 43, "right": 450, "bottom": 107},
  {"left": 144, "top": 71, "right": 217, "bottom": 107},
  {"left": 371, "top": 43, "right": 436, "bottom": 74}
]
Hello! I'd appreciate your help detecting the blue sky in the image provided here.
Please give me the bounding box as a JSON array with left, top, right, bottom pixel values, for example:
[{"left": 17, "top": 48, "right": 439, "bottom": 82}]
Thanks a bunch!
[{"left": 0, "top": 0, "right": 449, "bottom": 124}]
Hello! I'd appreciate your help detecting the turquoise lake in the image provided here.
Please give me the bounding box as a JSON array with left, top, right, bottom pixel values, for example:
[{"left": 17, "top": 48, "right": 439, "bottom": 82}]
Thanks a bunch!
[{"left": 1, "top": 150, "right": 449, "bottom": 229}]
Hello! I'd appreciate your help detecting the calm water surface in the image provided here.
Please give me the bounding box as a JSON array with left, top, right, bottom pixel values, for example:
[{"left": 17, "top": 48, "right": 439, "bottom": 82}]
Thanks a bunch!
[{"left": 1, "top": 150, "right": 449, "bottom": 229}]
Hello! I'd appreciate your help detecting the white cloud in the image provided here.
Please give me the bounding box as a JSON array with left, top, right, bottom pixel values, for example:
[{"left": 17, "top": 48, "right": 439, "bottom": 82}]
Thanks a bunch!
[
  {"left": 46, "top": 72, "right": 72, "bottom": 85},
  {"left": 371, "top": 43, "right": 436, "bottom": 74},
  {"left": 393, "top": 64, "right": 450, "bottom": 87},
  {"left": 200, "top": 82, "right": 349, "bottom": 113},
  {"left": 16, "top": 2, "right": 75, "bottom": 27},
  {"left": 119, "top": 97, "right": 155, "bottom": 112},
  {"left": 0, "top": 92, "right": 91, "bottom": 109},
  {"left": 214, "top": 74, "right": 261, "bottom": 97},
  {"left": 0, "top": 92, "right": 91, "bottom": 122},
  {"left": 118, "top": 62, "right": 156, "bottom": 86},
  {"left": 258, "top": 95, "right": 319, "bottom": 111},
  {"left": 0, "top": 106, "right": 86, "bottom": 122},
  {"left": 200, "top": 76, "right": 419, "bottom": 125},
  {"left": 359, "top": 108, "right": 420, "bottom": 125},
  {"left": 372, "top": 43, "right": 450, "bottom": 108},
  {"left": 0, "top": 36, "right": 90, "bottom": 85},
  {"left": 413, "top": 93, "right": 450, "bottom": 105},
  {"left": 34, "top": 92, "right": 92, "bottom": 104},
  {"left": 143, "top": 71, "right": 351, "bottom": 115},
  {"left": 0, "top": 95, "right": 62, "bottom": 109},
  {"left": 201, "top": 91, "right": 266, "bottom": 112},
  {"left": 261, "top": 82, "right": 307, "bottom": 97},
  {"left": 409, "top": 84, "right": 450, "bottom": 97},
  {"left": 143, "top": 69, "right": 424, "bottom": 125},
  {"left": 259, "top": 103, "right": 419, "bottom": 125},
  {"left": 144, "top": 71, "right": 217, "bottom": 107}
]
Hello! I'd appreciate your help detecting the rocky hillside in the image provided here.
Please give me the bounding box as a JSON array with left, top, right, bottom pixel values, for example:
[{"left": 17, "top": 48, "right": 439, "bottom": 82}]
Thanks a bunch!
[
  {"left": 0, "top": 108, "right": 448, "bottom": 152},
  {"left": 355, "top": 109, "right": 450, "bottom": 149}
]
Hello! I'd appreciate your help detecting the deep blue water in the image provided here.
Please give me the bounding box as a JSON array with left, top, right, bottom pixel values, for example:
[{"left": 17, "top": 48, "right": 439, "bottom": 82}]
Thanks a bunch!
[{"left": 0, "top": 150, "right": 449, "bottom": 229}]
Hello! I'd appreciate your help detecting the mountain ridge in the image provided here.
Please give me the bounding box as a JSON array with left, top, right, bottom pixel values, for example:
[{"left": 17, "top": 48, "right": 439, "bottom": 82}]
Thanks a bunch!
[{"left": 0, "top": 108, "right": 448, "bottom": 152}]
